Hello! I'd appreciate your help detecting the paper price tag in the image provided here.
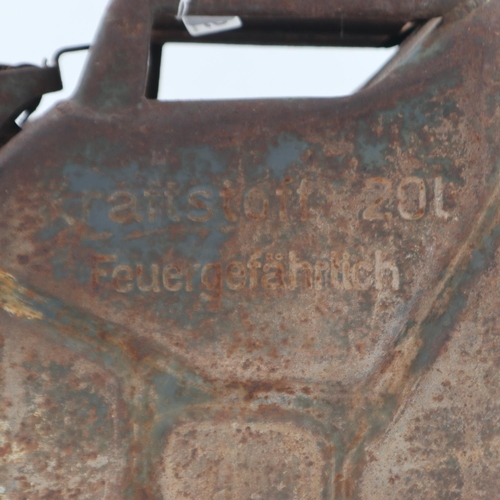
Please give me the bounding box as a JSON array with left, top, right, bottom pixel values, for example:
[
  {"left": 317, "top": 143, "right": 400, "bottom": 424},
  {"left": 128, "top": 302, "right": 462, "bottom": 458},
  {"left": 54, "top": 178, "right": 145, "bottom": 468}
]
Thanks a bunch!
[{"left": 182, "top": 16, "right": 243, "bottom": 37}]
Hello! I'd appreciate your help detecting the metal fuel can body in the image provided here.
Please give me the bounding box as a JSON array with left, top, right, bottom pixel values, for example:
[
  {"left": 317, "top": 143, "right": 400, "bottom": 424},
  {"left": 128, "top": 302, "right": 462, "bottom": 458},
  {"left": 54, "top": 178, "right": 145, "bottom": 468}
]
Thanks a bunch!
[{"left": 1, "top": 0, "right": 500, "bottom": 498}]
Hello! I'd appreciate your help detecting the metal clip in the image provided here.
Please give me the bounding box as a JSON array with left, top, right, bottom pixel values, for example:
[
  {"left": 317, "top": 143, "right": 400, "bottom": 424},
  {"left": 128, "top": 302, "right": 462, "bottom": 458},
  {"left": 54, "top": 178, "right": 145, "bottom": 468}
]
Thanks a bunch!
[{"left": 177, "top": 0, "right": 243, "bottom": 37}]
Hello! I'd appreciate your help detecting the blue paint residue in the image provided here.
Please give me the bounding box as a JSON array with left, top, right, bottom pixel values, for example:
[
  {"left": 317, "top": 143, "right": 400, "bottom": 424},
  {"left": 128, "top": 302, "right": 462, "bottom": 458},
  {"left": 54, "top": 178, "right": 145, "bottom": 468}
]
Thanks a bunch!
[
  {"left": 265, "top": 134, "right": 308, "bottom": 179},
  {"left": 55, "top": 159, "right": 235, "bottom": 266}
]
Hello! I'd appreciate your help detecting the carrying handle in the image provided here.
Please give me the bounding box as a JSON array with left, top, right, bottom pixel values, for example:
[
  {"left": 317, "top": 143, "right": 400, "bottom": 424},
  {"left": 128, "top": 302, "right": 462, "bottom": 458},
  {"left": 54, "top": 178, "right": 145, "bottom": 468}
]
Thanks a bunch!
[{"left": 75, "top": 0, "right": 460, "bottom": 111}]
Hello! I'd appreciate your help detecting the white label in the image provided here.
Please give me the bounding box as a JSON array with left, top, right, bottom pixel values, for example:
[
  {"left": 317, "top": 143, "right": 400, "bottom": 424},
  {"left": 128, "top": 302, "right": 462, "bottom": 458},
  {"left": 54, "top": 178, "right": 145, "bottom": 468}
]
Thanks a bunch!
[{"left": 182, "top": 16, "right": 243, "bottom": 37}]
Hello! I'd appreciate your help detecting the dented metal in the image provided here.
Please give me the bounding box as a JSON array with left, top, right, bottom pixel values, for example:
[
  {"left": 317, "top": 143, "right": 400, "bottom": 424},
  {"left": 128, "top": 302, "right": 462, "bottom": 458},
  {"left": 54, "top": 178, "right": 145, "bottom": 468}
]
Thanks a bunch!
[{"left": 1, "top": 0, "right": 500, "bottom": 498}]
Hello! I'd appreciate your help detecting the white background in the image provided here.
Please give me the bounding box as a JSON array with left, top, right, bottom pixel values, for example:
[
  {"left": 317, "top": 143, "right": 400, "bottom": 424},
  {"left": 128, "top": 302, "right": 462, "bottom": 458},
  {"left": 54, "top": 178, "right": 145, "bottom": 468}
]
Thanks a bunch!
[{"left": 0, "top": 0, "right": 397, "bottom": 117}]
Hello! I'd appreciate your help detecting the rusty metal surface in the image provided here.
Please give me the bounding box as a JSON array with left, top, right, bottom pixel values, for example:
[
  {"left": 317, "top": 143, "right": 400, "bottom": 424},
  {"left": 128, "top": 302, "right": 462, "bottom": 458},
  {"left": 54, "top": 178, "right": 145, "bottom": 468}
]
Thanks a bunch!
[
  {"left": 153, "top": 0, "right": 464, "bottom": 21},
  {"left": 1, "top": 0, "right": 500, "bottom": 498},
  {"left": 0, "top": 65, "right": 62, "bottom": 148}
]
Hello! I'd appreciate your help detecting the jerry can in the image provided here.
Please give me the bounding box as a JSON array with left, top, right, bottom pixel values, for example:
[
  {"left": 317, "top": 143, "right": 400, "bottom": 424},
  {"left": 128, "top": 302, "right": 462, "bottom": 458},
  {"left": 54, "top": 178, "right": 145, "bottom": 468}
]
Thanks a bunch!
[{"left": 1, "top": 0, "right": 500, "bottom": 498}]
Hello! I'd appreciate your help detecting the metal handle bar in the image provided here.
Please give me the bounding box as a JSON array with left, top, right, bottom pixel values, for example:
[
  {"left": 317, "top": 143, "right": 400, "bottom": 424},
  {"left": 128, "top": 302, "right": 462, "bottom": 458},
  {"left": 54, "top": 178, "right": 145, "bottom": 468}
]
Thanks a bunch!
[{"left": 74, "top": 0, "right": 468, "bottom": 111}]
